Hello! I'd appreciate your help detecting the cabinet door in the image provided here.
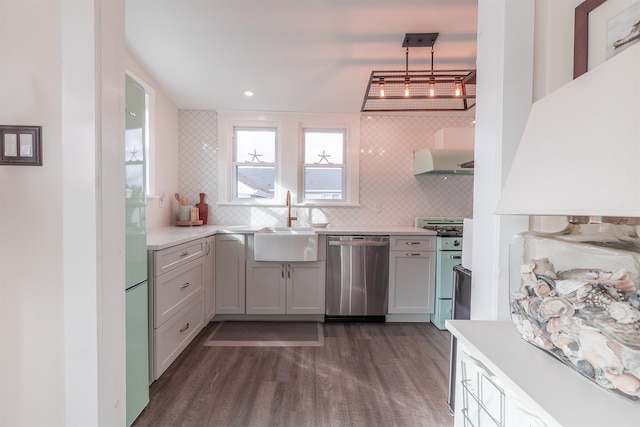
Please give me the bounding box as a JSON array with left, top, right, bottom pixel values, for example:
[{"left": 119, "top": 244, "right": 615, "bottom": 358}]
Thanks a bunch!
[
  {"left": 388, "top": 251, "right": 436, "bottom": 314},
  {"left": 287, "top": 261, "right": 326, "bottom": 314},
  {"left": 203, "top": 236, "right": 215, "bottom": 322},
  {"left": 215, "top": 234, "right": 246, "bottom": 314},
  {"left": 246, "top": 261, "right": 286, "bottom": 314}
]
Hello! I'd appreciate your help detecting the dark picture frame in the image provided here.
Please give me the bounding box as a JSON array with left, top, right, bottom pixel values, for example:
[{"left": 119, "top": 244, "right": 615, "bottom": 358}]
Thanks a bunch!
[
  {"left": 0, "top": 125, "right": 43, "bottom": 166},
  {"left": 574, "top": 0, "right": 608, "bottom": 79}
]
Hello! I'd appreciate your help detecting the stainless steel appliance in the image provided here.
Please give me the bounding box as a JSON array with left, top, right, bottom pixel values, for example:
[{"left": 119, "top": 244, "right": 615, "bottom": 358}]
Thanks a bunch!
[
  {"left": 415, "top": 217, "right": 463, "bottom": 329},
  {"left": 325, "top": 235, "right": 389, "bottom": 321},
  {"left": 447, "top": 264, "right": 472, "bottom": 414}
]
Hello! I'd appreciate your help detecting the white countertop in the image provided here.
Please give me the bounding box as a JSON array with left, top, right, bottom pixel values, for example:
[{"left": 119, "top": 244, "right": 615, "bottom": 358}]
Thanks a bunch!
[
  {"left": 146, "top": 225, "right": 220, "bottom": 250},
  {"left": 446, "top": 320, "right": 638, "bottom": 427},
  {"left": 147, "top": 225, "right": 435, "bottom": 250},
  {"left": 312, "top": 226, "right": 436, "bottom": 236}
]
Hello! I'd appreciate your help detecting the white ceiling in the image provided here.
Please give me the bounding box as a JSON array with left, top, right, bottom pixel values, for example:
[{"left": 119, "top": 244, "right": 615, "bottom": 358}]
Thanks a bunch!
[{"left": 125, "top": 0, "right": 478, "bottom": 113}]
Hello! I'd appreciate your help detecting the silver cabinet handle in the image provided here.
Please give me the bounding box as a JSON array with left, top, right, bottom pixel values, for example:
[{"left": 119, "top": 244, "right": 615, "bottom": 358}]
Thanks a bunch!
[
  {"left": 180, "top": 282, "right": 190, "bottom": 289},
  {"left": 179, "top": 251, "right": 190, "bottom": 257},
  {"left": 179, "top": 323, "right": 190, "bottom": 333},
  {"left": 405, "top": 253, "right": 422, "bottom": 256},
  {"left": 281, "top": 264, "right": 285, "bottom": 278},
  {"left": 205, "top": 241, "right": 210, "bottom": 256},
  {"left": 405, "top": 241, "right": 421, "bottom": 245},
  {"left": 451, "top": 255, "right": 462, "bottom": 259},
  {"left": 287, "top": 264, "right": 291, "bottom": 279}
]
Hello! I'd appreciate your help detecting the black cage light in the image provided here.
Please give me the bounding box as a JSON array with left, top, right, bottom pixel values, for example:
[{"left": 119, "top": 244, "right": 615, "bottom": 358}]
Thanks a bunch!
[{"left": 361, "top": 33, "right": 476, "bottom": 112}]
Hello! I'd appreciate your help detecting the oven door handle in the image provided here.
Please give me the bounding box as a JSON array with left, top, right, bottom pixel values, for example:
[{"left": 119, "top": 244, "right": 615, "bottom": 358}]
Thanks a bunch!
[{"left": 450, "top": 255, "right": 462, "bottom": 259}]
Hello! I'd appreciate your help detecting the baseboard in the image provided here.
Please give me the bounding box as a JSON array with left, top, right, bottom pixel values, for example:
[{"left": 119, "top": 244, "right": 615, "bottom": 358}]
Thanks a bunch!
[
  {"left": 385, "top": 314, "right": 431, "bottom": 323},
  {"left": 211, "top": 314, "right": 325, "bottom": 322}
]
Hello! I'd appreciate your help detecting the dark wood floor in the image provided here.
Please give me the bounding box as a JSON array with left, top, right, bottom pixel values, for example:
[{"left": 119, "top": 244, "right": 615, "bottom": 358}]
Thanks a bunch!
[{"left": 133, "top": 321, "right": 454, "bottom": 427}]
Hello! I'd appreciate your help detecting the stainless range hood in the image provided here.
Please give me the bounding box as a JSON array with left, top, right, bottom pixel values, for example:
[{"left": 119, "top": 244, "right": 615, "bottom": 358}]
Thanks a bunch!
[{"left": 413, "top": 148, "right": 474, "bottom": 175}]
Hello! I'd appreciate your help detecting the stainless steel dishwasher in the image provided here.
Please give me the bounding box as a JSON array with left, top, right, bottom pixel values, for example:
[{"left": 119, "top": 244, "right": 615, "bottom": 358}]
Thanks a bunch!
[{"left": 325, "top": 235, "right": 389, "bottom": 321}]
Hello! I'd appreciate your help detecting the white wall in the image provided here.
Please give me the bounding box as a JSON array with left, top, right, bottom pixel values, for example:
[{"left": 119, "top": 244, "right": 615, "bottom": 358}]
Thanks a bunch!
[
  {"left": 471, "top": 0, "right": 585, "bottom": 320},
  {"left": 1, "top": 1, "right": 126, "bottom": 425},
  {"left": 1, "top": 2, "right": 66, "bottom": 424},
  {"left": 125, "top": 52, "right": 180, "bottom": 229},
  {"left": 529, "top": 0, "right": 583, "bottom": 233}
]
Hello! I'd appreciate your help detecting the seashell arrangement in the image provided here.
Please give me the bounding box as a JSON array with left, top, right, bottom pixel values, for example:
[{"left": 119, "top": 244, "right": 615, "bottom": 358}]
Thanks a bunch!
[{"left": 511, "top": 257, "right": 640, "bottom": 400}]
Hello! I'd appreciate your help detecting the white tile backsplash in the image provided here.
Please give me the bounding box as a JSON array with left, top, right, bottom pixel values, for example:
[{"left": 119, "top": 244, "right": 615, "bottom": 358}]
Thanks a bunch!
[{"left": 179, "top": 110, "right": 473, "bottom": 227}]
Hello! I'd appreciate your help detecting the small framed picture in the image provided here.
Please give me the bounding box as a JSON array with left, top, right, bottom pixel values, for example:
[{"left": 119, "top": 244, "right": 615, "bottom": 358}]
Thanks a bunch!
[
  {"left": 574, "top": 0, "right": 640, "bottom": 78},
  {"left": 0, "top": 126, "right": 42, "bottom": 166}
]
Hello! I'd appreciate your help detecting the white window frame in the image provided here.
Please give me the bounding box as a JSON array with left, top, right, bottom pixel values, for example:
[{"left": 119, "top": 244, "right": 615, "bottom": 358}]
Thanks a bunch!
[
  {"left": 217, "top": 111, "right": 359, "bottom": 207},
  {"left": 232, "top": 126, "right": 278, "bottom": 201},
  {"left": 125, "top": 70, "right": 156, "bottom": 197},
  {"left": 301, "top": 127, "right": 347, "bottom": 202}
]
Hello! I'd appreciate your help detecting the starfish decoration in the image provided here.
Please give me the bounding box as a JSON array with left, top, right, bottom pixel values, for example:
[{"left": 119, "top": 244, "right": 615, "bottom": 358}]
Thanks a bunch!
[
  {"left": 248, "top": 148, "right": 263, "bottom": 162},
  {"left": 128, "top": 147, "right": 139, "bottom": 162},
  {"left": 317, "top": 150, "right": 332, "bottom": 164}
]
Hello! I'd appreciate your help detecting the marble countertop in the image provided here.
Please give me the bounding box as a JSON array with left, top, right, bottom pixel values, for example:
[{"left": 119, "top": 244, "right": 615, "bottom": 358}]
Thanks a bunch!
[{"left": 147, "top": 224, "right": 436, "bottom": 250}]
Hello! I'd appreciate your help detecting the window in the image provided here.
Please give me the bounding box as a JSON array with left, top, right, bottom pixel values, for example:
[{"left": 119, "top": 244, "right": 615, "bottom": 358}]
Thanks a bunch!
[
  {"left": 125, "top": 74, "right": 147, "bottom": 209},
  {"left": 217, "top": 112, "right": 359, "bottom": 206},
  {"left": 233, "top": 127, "right": 276, "bottom": 199},
  {"left": 125, "top": 70, "right": 155, "bottom": 197},
  {"left": 302, "top": 129, "right": 345, "bottom": 201}
]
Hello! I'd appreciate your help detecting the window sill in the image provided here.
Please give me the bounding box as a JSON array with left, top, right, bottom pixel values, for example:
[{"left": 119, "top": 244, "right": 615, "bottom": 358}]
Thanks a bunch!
[{"left": 216, "top": 201, "right": 360, "bottom": 208}]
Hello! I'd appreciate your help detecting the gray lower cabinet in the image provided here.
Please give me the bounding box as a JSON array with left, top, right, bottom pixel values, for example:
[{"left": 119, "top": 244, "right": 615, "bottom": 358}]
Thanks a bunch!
[
  {"left": 148, "top": 238, "right": 206, "bottom": 380},
  {"left": 245, "top": 261, "right": 326, "bottom": 315},
  {"left": 286, "top": 261, "right": 326, "bottom": 314},
  {"left": 388, "top": 235, "right": 436, "bottom": 314},
  {"left": 214, "top": 234, "right": 246, "bottom": 314},
  {"left": 203, "top": 236, "right": 215, "bottom": 321}
]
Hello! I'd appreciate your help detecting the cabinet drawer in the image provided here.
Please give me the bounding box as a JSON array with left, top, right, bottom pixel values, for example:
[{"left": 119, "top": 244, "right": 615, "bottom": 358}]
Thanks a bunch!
[
  {"left": 155, "top": 257, "right": 203, "bottom": 327},
  {"left": 154, "top": 239, "right": 205, "bottom": 276},
  {"left": 390, "top": 236, "right": 436, "bottom": 252},
  {"left": 154, "top": 295, "right": 204, "bottom": 379}
]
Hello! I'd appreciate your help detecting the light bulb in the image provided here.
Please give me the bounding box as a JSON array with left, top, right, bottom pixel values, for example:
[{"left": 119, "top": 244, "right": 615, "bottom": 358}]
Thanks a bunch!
[
  {"left": 379, "top": 78, "right": 385, "bottom": 97},
  {"left": 404, "top": 77, "right": 410, "bottom": 97},
  {"left": 455, "top": 80, "right": 462, "bottom": 97},
  {"left": 429, "top": 81, "right": 435, "bottom": 97}
]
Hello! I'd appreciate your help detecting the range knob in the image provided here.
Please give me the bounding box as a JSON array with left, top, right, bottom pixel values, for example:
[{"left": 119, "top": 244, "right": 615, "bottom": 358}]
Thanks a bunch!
[{"left": 453, "top": 239, "right": 461, "bottom": 247}]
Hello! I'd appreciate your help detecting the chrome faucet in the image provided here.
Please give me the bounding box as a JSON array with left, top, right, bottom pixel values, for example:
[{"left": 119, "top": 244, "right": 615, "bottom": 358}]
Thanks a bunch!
[{"left": 285, "top": 190, "right": 297, "bottom": 227}]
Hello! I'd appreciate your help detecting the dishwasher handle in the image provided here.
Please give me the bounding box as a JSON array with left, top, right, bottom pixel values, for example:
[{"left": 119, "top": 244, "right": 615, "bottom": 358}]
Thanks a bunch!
[{"left": 329, "top": 239, "right": 389, "bottom": 247}]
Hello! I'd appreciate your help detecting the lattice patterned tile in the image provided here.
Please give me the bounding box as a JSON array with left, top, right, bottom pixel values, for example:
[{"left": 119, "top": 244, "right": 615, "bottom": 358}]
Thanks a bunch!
[{"left": 179, "top": 111, "right": 475, "bottom": 226}]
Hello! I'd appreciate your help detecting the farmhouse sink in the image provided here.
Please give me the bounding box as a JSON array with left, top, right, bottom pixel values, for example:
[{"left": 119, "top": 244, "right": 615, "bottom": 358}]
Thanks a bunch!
[{"left": 254, "top": 226, "right": 318, "bottom": 261}]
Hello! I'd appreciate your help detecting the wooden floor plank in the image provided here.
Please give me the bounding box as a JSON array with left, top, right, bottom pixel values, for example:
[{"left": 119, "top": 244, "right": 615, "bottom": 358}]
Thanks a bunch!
[{"left": 133, "top": 321, "right": 454, "bottom": 427}]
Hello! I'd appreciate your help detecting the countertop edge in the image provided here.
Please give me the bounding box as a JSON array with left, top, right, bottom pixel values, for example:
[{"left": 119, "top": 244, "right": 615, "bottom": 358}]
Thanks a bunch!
[{"left": 146, "top": 225, "right": 437, "bottom": 250}]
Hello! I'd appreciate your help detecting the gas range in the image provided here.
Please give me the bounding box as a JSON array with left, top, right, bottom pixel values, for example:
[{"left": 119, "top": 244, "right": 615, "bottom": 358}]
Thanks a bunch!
[{"left": 415, "top": 217, "right": 464, "bottom": 238}]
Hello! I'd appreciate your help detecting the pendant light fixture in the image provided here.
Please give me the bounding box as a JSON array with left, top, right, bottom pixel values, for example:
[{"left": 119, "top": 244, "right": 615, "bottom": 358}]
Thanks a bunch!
[
  {"left": 361, "top": 33, "right": 476, "bottom": 112},
  {"left": 404, "top": 47, "right": 410, "bottom": 97}
]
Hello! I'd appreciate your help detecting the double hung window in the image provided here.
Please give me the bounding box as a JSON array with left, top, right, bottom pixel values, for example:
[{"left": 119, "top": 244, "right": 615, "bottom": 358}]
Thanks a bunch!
[
  {"left": 218, "top": 111, "right": 359, "bottom": 206},
  {"left": 233, "top": 127, "right": 276, "bottom": 199},
  {"left": 302, "top": 129, "right": 346, "bottom": 201}
]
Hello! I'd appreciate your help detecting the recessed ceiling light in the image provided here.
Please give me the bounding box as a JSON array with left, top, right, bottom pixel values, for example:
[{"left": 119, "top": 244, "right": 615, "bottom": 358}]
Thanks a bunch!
[{"left": 243, "top": 90, "right": 254, "bottom": 97}]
